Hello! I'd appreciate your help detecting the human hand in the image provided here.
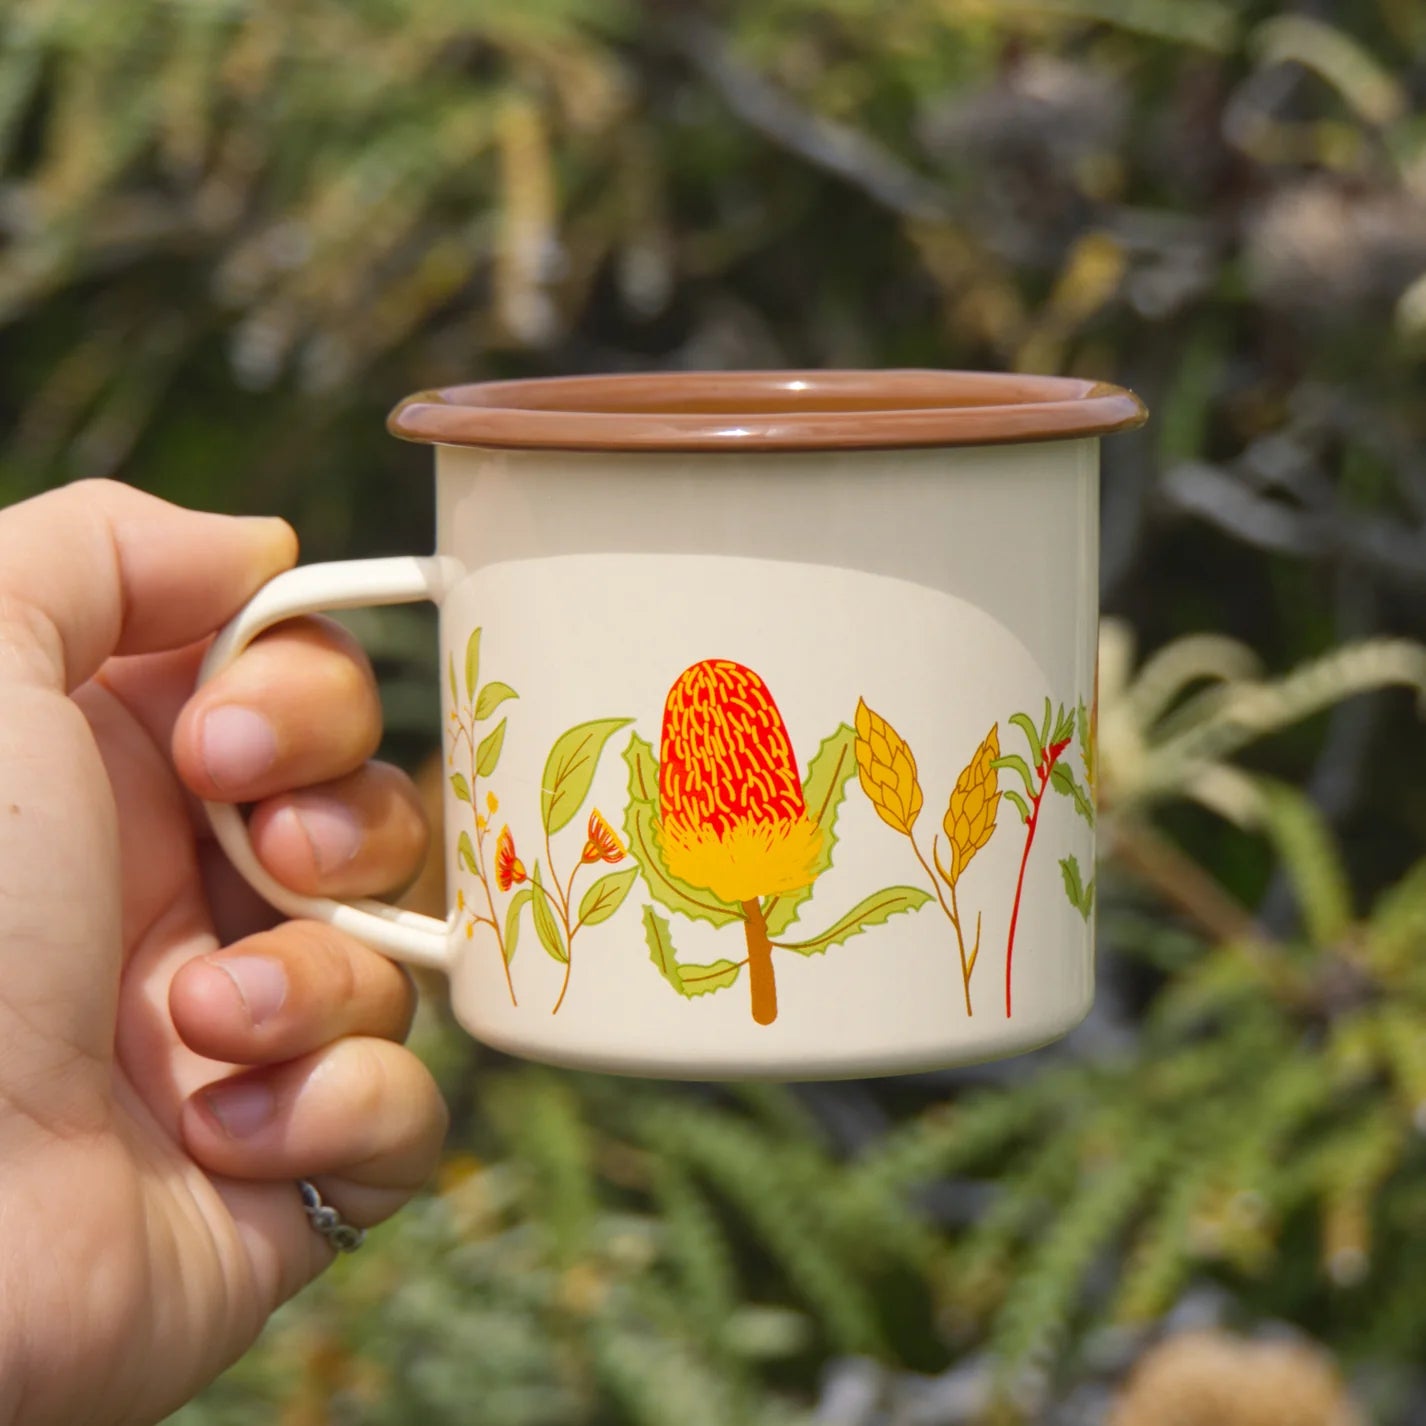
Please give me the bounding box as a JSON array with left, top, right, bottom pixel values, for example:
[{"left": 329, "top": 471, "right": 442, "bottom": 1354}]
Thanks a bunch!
[{"left": 0, "top": 481, "right": 448, "bottom": 1426}]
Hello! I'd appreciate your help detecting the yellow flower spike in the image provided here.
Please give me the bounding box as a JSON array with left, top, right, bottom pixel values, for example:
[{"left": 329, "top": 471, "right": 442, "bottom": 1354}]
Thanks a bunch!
[
  {"left": 854, "top": 697, "right": 924, "bottom": 835},
  {"left": 942, "top": 724, "right": 1001, "bottom": 887},
  {"left": 457, "top": 888, "right": 466, "bottom": 911}
]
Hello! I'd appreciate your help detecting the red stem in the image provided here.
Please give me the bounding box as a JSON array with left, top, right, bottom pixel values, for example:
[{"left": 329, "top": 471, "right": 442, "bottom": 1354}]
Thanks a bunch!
[{"left": 1004, "top": 743, "right": 1066, "bottom": 1019}]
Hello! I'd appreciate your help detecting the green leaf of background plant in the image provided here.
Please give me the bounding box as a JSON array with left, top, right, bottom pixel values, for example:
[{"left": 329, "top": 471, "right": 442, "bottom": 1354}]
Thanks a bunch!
[
  {"left": 775, "top": 886, "right": 931, "bottom": 957},
  {"left": 1010, "top": 711, "right": 1044, "bottom": 766},
  {"left": 643, "top": 905, "right": 741, "bottom": 998},
  {"left": 542, "top": 717, "right": 634, "bottom": 834},
  {"left": 530, "top": 862, "right": 568, "bottom": 964},
  {"left": 763, "top": 723, "right": 858, "bottom": 936},
  {"left": 1256, "top": 780, "right": 1353, "bottom": 945},
  {"left": 464, "top": 627, "right": 481, "bottom": 702},
  {"left": 578, "top": 866, "right": 639, "bottom": 928},
  {"left": 623, "top": 734, "right": 742, "bottom": 929},
  {"left": 474, "top": 680, "right": 518, "bottom": 720},
  {"left": 457, "top": 830, "right": 478, "bottom": 873},
  {"left": 476, "top": 719, "right": 506, "bottom": 777},
  {"left": 504, "top": 887, "right": 532, "bottom": 963},
  {"left": 991, "top": 754, "right": 1037, "bottom": 797},
  {"left": 450, "top": 772, "right": 472, "bottom": 804}
]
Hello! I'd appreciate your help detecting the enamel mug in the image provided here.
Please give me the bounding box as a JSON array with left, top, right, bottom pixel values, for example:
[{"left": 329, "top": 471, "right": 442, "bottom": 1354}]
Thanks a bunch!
[{"left": 202, "top": 370, "right": 1146, "bottom": 1079}]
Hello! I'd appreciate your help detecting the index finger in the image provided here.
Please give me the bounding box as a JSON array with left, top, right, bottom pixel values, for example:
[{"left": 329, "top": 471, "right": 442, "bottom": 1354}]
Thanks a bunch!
[{"left": 0, "top": 479, "right": 295, "bottom": 693}]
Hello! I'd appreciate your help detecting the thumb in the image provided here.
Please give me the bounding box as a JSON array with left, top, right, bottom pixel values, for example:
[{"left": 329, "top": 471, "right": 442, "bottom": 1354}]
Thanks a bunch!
[{"left": 0, "top": 479, "right": 296, "bottom": 693}]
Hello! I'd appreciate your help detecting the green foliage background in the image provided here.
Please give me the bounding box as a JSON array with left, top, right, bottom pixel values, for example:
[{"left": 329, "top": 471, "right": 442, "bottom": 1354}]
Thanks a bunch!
[{"left": 5, "top": 0, "right": 1426, "bottom": 1420}]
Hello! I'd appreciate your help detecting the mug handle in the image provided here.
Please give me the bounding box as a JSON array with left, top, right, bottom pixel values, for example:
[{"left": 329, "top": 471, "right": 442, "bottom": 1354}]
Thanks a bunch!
[{"left": 197, "top": 555, "right": 457, "bottom": 972}]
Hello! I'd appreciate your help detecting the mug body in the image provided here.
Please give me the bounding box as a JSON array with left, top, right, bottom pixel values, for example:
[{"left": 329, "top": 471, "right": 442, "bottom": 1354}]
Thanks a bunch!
[{"left": 394, "top": 371, "right": 1141, "bottom": 1080}]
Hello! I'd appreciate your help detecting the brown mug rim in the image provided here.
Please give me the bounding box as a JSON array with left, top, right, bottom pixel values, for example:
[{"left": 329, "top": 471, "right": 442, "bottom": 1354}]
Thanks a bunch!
[{"left": 386, "top": 368, "right": 1147, "bottom": 453}]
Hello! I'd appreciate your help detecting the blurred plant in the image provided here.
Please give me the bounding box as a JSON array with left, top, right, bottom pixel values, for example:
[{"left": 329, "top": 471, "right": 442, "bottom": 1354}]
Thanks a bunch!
[{"left": 8, "top": 0, "right": 1426, "bottom": 1421}]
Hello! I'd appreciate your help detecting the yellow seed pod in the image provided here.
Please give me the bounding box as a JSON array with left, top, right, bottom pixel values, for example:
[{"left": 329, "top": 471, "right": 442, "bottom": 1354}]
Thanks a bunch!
[
  {"left": 854, "top": 698, "right": 923, "bottom": 835},
  {"left": 942, "top": 724, "right": 1001, "bottom": 886}
]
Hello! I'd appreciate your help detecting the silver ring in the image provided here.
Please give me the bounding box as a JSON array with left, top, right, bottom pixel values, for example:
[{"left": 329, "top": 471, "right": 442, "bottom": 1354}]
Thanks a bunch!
[{"left": 297, "top": 1179, "right": 365, "bottom": 1253}]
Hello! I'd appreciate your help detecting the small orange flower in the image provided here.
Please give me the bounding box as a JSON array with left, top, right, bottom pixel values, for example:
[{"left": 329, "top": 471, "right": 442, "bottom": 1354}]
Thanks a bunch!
[
  {"left": 581, "top": 808, "right": 626, "bottom": 865},
  {"left": 457, "top": 888, "right": 466, "bottom": 911},
  {"left": 495, "top": 825, "right": 527, "bottom": 891},
  {"left": 476, "top": 814, "right": 488, "bottom": 832},
  {"left": 487, "top": 791, "right": 499, "bottom": 814}
]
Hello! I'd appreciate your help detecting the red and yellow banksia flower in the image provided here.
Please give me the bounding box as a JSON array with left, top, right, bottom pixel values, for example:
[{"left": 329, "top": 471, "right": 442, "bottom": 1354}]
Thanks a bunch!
[{"left": 658, "top": 659, "right": 822, "bottom": 1024}]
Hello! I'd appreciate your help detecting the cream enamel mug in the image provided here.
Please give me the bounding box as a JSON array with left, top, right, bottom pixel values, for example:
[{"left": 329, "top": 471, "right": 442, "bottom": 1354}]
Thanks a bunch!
[{"left": 201, "top": 370, "right": 1147, "bottom": 1080}]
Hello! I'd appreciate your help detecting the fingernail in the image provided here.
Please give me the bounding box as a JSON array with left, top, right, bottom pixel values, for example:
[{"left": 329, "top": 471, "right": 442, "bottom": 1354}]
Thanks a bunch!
[
  {"left": 213, "top": 955, "right": 287, "bottom": 1027},
  {"left": 286, "top": 797, "right": 363, "bottom": 876},
  {"left": 201, "top": 706, "right": 277, "bottom": 791},
  {"left": 204, "top": 1079, "right": 275, "bottom": 1138}
]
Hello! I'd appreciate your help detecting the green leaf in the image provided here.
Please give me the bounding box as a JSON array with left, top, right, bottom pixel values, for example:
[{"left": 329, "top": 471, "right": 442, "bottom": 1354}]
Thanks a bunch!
[
  {"left": 1004, "top": 789, "right": 1031, "bottom": 824},
  {"left": 643, "top": 906, "right": 741, "bottom": 998},
  {"left": 457, "top": 830, "right": 478, "bottom": 873},
  {"left": 530, "top": 862, "right": 568, "bottom": 963},
  {"left": 448, "top": 651, "right": 458, "bottom": 709},
  {"left": 1052, "top": 703, "right": 1076, "bottom": 746},
  {"left": 1038, "top": 696, "right": 1053, "bottom": 748},
  {"left": 678, "top": 960, "right": 744, "bottom": 996},
  {"left": 1050, "top": 762, "right": 1095, "bottom": 825},
  {"left": 775, "top": 886, "right": 931, "bottom": 957},
  {"left": 542, "top": 718, "right": 634, "bottom": 834},
  {"left": 1055, "top": 758, "right": 1095, "bottom": 827},
  {"left": 991, "top": 753, "right": 1037, "bottom": 797},
  {"left": 1257, "top": 781, "right": 1353, "bottom": 945},
  {"left": 476, "top": 719, "right": 506, "bottom": 778},
  {"left": 474, "top": 681, "right": 518, "bottom": 721},
  {"left": 623, "top": 734, "right": 743, "bottom": 929},
  {"left": 577, "top": 866, "right": 639, "bottom": 928},
  {"left": 1059, "top": 855, "right": 1094, "bottom": 921},
  {"left": 1010, "top": 712, "right": 1044, "bottom": 766},
  {"left": 763, "top": 723, "right": 858, "bottom": 936},
  {"left": 450, "top": 772, "right": 472, "bottom": 804},
  {"left": 1077, "top": 697, "right": 1091, "bottom": 750},
  {"left": 464, "top": 627, "right": 481, "bottom": 702},
  {"left": 504, "top": 888, "right": 532, "bottom": 963}
]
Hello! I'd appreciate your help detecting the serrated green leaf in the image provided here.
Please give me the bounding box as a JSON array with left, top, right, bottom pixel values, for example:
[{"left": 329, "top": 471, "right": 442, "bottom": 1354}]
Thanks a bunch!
[
  {"left": 577, "top": 866, "right": 638, "bottom": 928},
  {"left": 643, "top": 905, "right": 741, "bottom": 997},
  {"left": 763, "top": 723, "right": 857, "bottom": 936},
  {"left": 678, "top": 959, "right": 744, "bottom": 996},
  {"left": 623, "top": 734, "right": 742, "bottom": 929},
  {"left": 991, "top": 753, "right": 1037, "bottom": 797},
  {"left": 1077, "top": 697, "right": 1091, "bottom": 749},
  {"left": 1010, "top": 712, "right": 1044, "bottom": 765},
  {"left": 474, "top": 680, "right": 518, "bottom": 720},
  {"left": 504, "top": 887, "right": 532, "bottom": 963},
  {"left": 645, "top": 905, "right": 682, "bottom": 992},
  {"left": 1060, "top": 854, "right": 1095, "bottom": 921},
  {"left": 1005, "top": 789, "right": 1031, "bottom": 824},
  {"left": 457, "top": 830, "right": 478, "bottom": 873},
  {"left": 476, "top": 719, "right": 506, "bottom": 777},
  {"left": 775, "top": 886, "right": 931, "bottom": 956},
  {"left": 450, "top": 772, "right": 472, "bottom": 804},
  {"left": 464, "top": 627, "right": 481, "bottom": 701},
  {"left": 542, "top": 717, "right": 634, "bottom": 834},
  {"left": 530, "top": 861, "right": 567, "bottom": 963}
]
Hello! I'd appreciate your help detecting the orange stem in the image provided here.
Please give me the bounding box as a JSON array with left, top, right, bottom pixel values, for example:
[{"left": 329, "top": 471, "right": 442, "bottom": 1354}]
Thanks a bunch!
[{"left": 742, "top": 899, "right": 777, "bottom": 1025}]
